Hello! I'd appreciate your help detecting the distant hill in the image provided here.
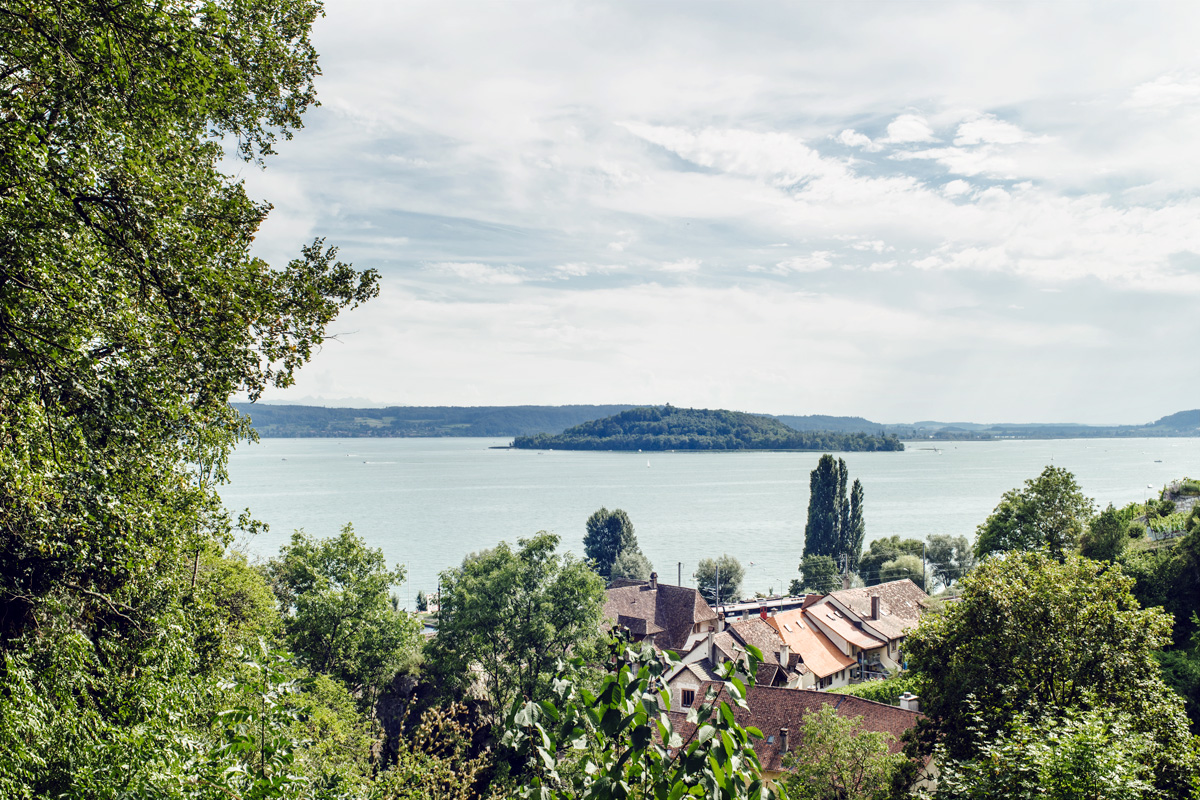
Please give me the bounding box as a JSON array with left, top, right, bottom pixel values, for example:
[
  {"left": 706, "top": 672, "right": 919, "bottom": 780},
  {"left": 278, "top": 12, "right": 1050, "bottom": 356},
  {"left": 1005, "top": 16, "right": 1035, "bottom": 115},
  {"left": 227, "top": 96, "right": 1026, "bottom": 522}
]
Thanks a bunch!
[
  {"left": 774, "top": 414, "right": 886, "bottom": 434},
  {"left": 882, "top": 409, "right": 1200, "bottom": 440},
  {"left": 231, "top": 403, "right": 640, "bottom": 437},
  {"left": 511, "top": 406, "right": 904, "bottom": 451}
]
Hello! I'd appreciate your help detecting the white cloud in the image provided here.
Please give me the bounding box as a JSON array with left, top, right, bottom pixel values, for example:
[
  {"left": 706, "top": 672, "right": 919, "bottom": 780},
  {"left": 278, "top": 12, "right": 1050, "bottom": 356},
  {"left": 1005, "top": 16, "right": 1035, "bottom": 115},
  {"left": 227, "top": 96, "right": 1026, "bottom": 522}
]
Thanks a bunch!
[
  {"left": 1125, "top": 74, "right": 1200, "bottom": 110},
  {"left": 883, "top": 114, "right": 936, "bottom": 143},
  {"left": 658, "top": 258, "right": 703, "bottom": 273},
  {"left": 774, "top": 252, "right": 834, "bottom": 273},
  {"left": 835, "top": 129, "right": 881, "bottom": 151},
  {"left": 942, "top": 179, "right": 973, "bottom": 197},
  {"left": 954, "top": 114, "right": 1035, "bottom": 145},
  {"left": 427, "top": 262, "right": 526, "bottom": 284}
]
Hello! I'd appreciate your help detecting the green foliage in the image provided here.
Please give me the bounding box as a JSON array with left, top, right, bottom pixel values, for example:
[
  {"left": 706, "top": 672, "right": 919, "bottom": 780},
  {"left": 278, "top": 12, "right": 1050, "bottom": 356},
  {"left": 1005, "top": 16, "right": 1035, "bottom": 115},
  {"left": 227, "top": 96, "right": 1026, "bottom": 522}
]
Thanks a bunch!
[
  {"left": 1149, "top": 511, "right": 1190, "bottom": 534},
  {"left": 1081, "top": 504, "right": 1132, "bottom": 562},
  {"left": 800, "top": 554, "right": 840, "bottom": 594},
  {"left": 858, "top": 536, "right": 924, "bottom": 586},
  {"left": 1120, "top": 529, "right": 1200, "bottom": 647},
  {"left": 904, "top": 552, "right": 1197, "bottom": 794},
  {"left": 804, "top": 456, "right": 866, "bottom": 574},
  {"left": 268, "top": 525, "right": 422, "bottom": 708},
  {"left": 973, "top": 465, "right": 1095, "bottom": 559},
  {"left": 502, "top": 630, "right": 782, "bottom": 799},
  {"left": 827, "top": 672, "right": 919, "bottom": 706},
  {"left": 781, "top": 704, "right": 909, "bottom": 800},
  {"left": 610, "top": 549, "right": 654, "bottom": 582},
  {"left": 583, "top": 508, "right": 639, "bottom": 580},
  {"left": 931, "top": 704, "right": 1163, "bottom": 800},
  {"left": 375, "top": 702, "right": 494, "bottom": 800},
  {"left": 513, "top": 406, "right": 904, "bottom": 452},
  {"left": 190, "top": 547, "right": 282, "bottom": 671},
  {"left": 1157, "top": 646, "right": 1200, "bottom": 735},
  {"left": 696, "top": 554, "right": 746, "bottom": 604},
  {"left": 924, "top": 534, "right": 974, "bottom": 590},
  {"left": 427, "top": 533, "right": 606, "bottom": 727},
  {"left": 879, "top": 555, "right": 926, "bottom": 592},
  {"left": 0, "top": 0, "right": 377, "bottom": 650}
]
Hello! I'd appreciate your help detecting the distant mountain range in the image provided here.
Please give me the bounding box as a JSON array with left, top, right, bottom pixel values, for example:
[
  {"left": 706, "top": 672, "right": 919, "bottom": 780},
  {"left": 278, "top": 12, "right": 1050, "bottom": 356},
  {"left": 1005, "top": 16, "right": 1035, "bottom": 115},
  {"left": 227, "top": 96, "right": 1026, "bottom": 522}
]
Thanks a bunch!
[{"left": 231, "top": 403, "right": 1200, "bottom": 440}]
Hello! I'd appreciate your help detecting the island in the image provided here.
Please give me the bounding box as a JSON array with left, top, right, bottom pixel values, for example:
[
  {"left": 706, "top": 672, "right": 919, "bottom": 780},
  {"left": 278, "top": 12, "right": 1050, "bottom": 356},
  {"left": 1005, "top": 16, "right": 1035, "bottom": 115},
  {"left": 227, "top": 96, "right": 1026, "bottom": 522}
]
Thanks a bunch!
[{"left": 510, "top": 406, "right": 905, "bottom": 451}]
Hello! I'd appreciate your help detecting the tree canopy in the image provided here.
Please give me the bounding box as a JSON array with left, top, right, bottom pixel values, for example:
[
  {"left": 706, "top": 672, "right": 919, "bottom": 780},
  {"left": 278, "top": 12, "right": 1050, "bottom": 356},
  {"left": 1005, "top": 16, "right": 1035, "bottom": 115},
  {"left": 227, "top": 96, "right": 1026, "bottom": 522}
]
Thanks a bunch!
[
  {"left": 803, "top": 455, "right": 866, "bottom": 576},
  {"left": 974, "top": 465, "right": 1095, "bottom": 559},
  {"left": 512, "top": 406, "right": 904, "bottom": 452},
  {"left": 583, "top": 507, "right": 641, "bottom": 580},
  {"left": 696, "top": 554, "right": 745, "bottom": 604},
  {"left": 923, "top": 534, "right": 975, "bottom": 591},
  {"left": 267, "top": 525, "right": 422, "bottom": 707},
  {"left": 904, "top": 551, "right": 1197, "bottom": 794},
  {"left": 426, "top": 533, "right": 606, "bottom": 726}
]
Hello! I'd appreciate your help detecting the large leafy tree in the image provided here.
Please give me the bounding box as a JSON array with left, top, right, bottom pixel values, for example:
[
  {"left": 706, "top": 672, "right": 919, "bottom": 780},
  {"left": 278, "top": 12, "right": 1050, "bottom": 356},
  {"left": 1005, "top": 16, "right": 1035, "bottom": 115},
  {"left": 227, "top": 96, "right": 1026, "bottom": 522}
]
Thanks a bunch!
[
  {"left": 427, "top": 533, "right": 606, "bottom": 726},
  {"left": 0, "top": 0, "right": 377, "bottom": 793},
  {"left": 924, "top": 533, "right": 975, "bottom": 591},
  {"left": 904, "top": 551, "right": 1198, "bottom": 794},
  {"left": 696, "top": 554, "right": 745, "bottom": 604},
  {"left": 583, "top": 507, "right": 641, "bottom": 580},
  {"left": 858, "top": 535, "right": 923, "bottom": 586},
  {"left": 973, "top": 465, "right": 1095, "bottom": 559},
  {"left": 0, "top": 0, "right": 378, "bottom": 646},
  {"left": 267, "top": 525, "right": 422, "bottom": 707}
]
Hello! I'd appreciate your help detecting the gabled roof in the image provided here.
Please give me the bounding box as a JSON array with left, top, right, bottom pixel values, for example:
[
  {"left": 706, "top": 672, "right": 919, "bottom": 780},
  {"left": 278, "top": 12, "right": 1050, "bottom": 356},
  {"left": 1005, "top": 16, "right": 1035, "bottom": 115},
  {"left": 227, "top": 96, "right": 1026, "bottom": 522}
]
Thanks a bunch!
[
  {"left": 765, "top": 608, "right": 856, "bottom": 679},
  {"left": 604, "top": 581, "right": 718, "bottom": 651},
  {"left": 674, "top": 685, "right": 921, "bottom": 773},
  {"left": 827, "top": 579, "right": 928, "bottom": 641},
  {"left": 727, "top": 618, "right": 787, "bottom": 663},
  {"left": 806, "top": 604, "right": 887, "bottom": 650}
]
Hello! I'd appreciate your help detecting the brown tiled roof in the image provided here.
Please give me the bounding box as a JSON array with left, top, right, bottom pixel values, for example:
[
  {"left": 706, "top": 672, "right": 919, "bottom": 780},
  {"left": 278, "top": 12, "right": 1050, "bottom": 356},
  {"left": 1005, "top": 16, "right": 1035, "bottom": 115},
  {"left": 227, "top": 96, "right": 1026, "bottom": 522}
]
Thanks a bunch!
[
  {"left": 675, "top": 685, "right": 921, "bottom": 773},
  {"left": 765, "top": 608, "right": 855, "bottom": 679},
  {"left": 604, "top": 581, "right": 718, "bottom": 651},
  {"left": 828, "top": 579, "right": 928, "bottom": 641},
  {"left": 727, "top": 618, "right": 787, "bottom": 665}
]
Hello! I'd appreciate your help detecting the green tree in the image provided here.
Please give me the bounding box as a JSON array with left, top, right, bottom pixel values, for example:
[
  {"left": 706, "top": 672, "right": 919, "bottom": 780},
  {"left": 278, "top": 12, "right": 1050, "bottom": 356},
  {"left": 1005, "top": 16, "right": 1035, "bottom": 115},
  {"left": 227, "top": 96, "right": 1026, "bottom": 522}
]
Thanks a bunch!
[
  {"left": 610, "top": 549, "right": 654, "bottom": 582},
  {"left": 903, "top": 551, "right": 1197, "bottom": 794},
  {"left": 879, "top": 554, "right": 926, "bottom": 591},
  {"left": 1081, "top": 503, "right": 1132, "bottom": 562},
  {"left": 696, "top": 554, "right": 745, "bottom": 604},
  {"left": 268, "top": 525, "right": 422, "bottom": 707},
  {"left": 800, "top": 554, "right": 840, "bottom": 594},
  {"left": 924, "top": 533, "right": 974, "bottom": 591},
  {"left": 974, "top": 466, "right": 1095, "bottom": 560},
  {"left": 805, "top": 455, "right": 846, "bottom": 560},
  {"left": 781, "top": 704, "right": 910, "bottom": 800},
  {"left": 583, "top": 507, "right": 639, "bottom": 579},
  {"left": 932, "top": 705, "right": 1161, "bottom": 800},
  {"left": 427, "top": 533, "right": 606, "bottom": 726},
  {"left": 846, "top": 479, "right": 866, "bottom": 572},
  {"left": 503, "top": 630, "right": 782, "bottom": 799},
  {"left": 858, "top": 535, "right": 924, "bottom": 586}
]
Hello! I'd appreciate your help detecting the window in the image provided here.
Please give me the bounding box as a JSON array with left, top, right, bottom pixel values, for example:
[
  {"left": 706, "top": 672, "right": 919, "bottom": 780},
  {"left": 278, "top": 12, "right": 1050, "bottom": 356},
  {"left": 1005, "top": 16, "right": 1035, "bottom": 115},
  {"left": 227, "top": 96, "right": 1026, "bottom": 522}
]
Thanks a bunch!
[{"left": 681, "top": 689, "right": 695, "bottom": 707}]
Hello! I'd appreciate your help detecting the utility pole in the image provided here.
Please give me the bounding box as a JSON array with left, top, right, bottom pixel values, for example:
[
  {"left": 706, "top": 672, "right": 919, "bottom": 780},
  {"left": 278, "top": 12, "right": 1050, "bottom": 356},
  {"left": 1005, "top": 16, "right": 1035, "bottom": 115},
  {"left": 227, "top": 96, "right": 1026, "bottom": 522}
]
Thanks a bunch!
[
  {"left": 678, "top": 561, "right": 682, "bottom": 587},
  {"left": 922, "top": 541, "right": 927, "bottom": 591},
  {"left": 715, "top": 563, "right": 720, "bottom": 612}
]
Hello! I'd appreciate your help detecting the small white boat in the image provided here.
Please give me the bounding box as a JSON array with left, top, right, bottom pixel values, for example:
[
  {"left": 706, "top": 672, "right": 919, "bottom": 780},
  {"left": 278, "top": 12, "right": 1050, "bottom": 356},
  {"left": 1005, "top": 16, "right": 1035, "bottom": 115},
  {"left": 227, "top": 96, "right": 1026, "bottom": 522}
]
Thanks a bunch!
[{"left": 647, "top": 460, "right": 651, "bottom": 468}]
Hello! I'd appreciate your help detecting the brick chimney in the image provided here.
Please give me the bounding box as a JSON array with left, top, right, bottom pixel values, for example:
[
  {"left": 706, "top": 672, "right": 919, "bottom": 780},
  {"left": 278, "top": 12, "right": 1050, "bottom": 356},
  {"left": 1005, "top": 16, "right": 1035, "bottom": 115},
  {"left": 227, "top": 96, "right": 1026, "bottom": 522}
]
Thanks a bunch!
[
  {"left": 779, "top": 727, "right": 789, "bottom": 753},
  {"left": 649, "top": 571, "right": 658, "bottom": 590},
  {"left": 759, "top": 605, "right": 768, "bottom": 620},
  {"left": 707, "top": 628, "right": 715, "bottom": 662},
  {"left": 899, "top": 692, "right": 920, "bottom": 712},
  {"left": 716, "top": 612, "right": 726, "bottom": 633},
  {"left": 870, "top": 595, "right": 880, "bottom": 620}
]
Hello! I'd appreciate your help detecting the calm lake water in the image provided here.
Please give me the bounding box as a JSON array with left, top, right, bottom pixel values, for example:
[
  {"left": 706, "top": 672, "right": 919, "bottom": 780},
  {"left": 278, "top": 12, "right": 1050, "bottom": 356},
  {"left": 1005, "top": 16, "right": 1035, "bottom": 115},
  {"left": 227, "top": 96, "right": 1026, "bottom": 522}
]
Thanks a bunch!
[{"left": 221, "top": 437, "right": 1200, "bottom": 609}]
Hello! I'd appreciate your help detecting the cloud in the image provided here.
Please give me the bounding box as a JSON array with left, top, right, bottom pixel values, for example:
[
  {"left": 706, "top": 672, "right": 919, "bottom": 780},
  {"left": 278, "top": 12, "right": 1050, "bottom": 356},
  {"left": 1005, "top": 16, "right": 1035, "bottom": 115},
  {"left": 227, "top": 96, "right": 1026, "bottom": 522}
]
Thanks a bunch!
[
  {"left": 658, "top": 258, "right": 703, "bottom": 273},
  {"left": 774, "top": 252, "right": 834, "bottom": 273},
  {"left": 954, "top": 114, "right": 1037, "bottom": 145},
  {"left": 883, "top": 114, "right": 936, "bottom": 143},
  {"left": 1125, "top": 73, "right": 1200, "bottom": 110},
  {"left": 426, "top": 262, "right": 527, "bottom": 284},
  {"left": 835, "top": 129, "right": 881, "bottom": 151}
]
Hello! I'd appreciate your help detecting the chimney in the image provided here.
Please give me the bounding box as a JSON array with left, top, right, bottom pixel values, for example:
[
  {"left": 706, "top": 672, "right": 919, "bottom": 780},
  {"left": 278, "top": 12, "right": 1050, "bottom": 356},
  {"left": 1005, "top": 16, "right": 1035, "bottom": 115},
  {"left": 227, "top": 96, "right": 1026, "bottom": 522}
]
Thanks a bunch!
[
  {"left": 649, "top": 571, "right": 658, "bottom": 590},
  {"left": 841, "top": 571, "right": 852, "bottom": 591},
  {"left": 759, "top": 605, "right": 768, "bottom": 620},
  {"left": 779, "top": 727, "right": 789, "bottom": 753},
  {"left": 707, "top": 628, "right": 716, "bottom": 662},
  {"left": 870, "top": 595, "right": 880, "bottom": 620},
  {"left": 899, "top": 692, "right": 920, "bottom": 712},
  {"left": 779, "top": 643, "right": 790, "bottom": 667},
  {"left": 716, "top": 613, "right": 726, "bottom": 633}
]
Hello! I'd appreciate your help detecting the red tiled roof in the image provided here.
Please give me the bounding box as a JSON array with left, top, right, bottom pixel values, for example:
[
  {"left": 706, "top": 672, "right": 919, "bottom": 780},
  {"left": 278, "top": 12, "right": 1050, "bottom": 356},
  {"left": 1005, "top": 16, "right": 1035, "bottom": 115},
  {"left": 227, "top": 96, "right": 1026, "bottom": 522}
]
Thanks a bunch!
[
  {"left": 765, "top": 608, "right": 856, "bottom": 679},
  {"left": 604, "top": 581, "right": 717, "bottom": 651}
]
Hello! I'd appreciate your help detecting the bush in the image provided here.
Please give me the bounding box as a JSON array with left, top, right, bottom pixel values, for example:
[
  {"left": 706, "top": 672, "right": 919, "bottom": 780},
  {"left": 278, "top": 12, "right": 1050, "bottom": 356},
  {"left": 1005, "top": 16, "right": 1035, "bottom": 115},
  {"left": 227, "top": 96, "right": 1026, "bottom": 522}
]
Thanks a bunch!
[{"left": 827, "top": 672, "right": 918, "bottom": 706}]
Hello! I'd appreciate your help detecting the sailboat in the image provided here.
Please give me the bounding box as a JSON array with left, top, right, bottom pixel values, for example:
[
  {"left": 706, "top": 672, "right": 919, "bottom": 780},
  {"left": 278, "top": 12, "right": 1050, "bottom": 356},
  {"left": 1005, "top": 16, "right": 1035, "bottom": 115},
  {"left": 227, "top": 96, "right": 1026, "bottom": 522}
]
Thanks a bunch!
[{"left": 647, "top": 459, "right": 651, "bottom": 468}]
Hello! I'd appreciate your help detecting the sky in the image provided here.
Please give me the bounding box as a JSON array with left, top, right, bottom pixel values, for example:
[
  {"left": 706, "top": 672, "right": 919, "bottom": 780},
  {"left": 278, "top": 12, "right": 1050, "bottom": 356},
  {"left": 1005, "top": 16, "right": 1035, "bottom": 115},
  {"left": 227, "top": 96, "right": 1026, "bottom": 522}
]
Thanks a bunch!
[{"left": 235, "top": 1, "right": 1200, "bottom": 425}]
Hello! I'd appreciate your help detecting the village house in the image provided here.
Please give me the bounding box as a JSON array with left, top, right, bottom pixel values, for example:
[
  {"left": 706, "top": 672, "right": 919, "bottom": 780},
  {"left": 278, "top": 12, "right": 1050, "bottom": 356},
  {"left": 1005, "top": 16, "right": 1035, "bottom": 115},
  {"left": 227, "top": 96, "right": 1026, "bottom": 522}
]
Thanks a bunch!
[
  {"left": 669, "top": 683, "right": 931, "bottom": 787},
  {"left": 803, "top": 579, "right": 928, "bottom": 678},
  {"left": 602, "top": 572, "right": 718, "bottom": 652}
]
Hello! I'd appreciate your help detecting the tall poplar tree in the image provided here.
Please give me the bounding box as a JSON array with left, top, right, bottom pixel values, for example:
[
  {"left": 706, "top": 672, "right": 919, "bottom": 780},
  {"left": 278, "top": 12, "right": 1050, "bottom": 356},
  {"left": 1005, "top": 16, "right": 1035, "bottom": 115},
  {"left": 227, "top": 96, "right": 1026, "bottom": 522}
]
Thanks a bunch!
[{"left": 803, "top": 456, "right": 866, "bottom": 573}]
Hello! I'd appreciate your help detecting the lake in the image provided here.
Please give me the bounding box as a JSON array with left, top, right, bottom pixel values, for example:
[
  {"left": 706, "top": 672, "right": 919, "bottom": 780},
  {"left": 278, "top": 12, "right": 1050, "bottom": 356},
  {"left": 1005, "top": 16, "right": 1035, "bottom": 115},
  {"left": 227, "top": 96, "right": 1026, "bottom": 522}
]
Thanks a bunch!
[{"left": 221, "top": 437, "right": 1200, "bottom": 608}]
